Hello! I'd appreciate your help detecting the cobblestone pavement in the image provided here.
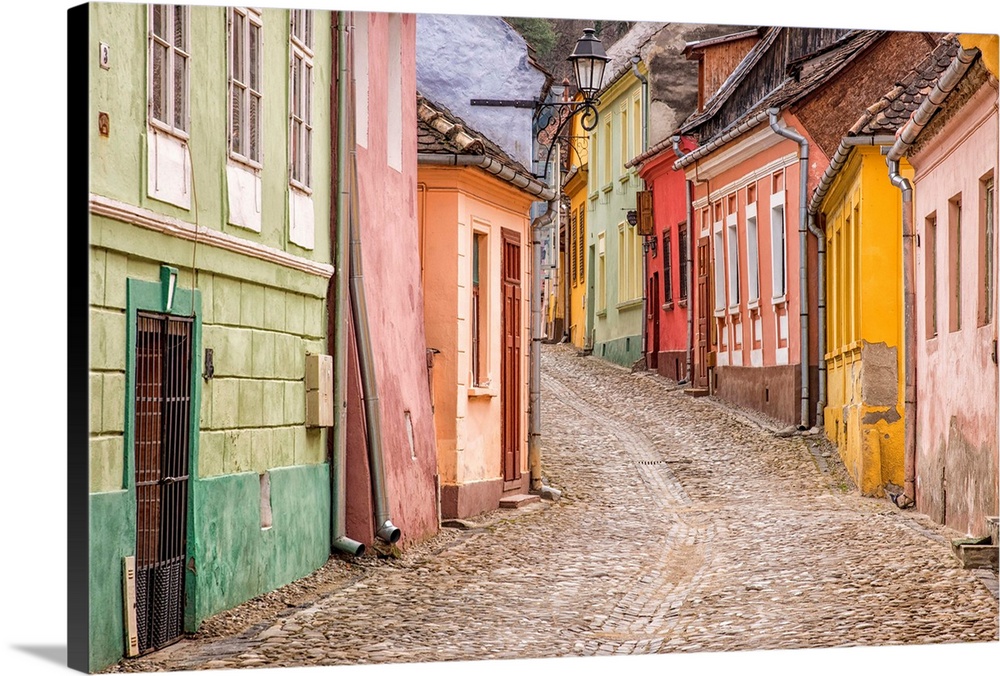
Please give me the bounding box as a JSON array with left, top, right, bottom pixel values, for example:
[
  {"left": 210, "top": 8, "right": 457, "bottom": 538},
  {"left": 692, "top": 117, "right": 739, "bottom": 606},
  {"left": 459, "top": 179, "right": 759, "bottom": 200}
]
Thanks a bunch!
[{"left": 112, "top": 343, "right": 998, "bottom": 671}]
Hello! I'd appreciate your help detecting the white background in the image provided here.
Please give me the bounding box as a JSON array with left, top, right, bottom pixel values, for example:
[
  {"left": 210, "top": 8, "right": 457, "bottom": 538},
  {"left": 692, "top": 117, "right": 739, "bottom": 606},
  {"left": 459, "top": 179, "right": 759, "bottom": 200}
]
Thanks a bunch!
[{"left": 2, "top": 1, "right": 997, "bottom": 674}]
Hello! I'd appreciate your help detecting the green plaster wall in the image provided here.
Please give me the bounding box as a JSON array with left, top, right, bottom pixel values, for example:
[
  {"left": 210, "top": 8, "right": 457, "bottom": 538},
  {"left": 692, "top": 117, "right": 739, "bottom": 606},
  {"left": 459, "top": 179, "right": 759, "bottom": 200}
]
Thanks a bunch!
[
  {"left": 594, "top": 334, "right": 643, "bottom": 368},
  {"left": 88, "top": 4, "right": 333, "bottom": 264},
  {"left": 88, "top": 490, "right": 134, "bottom": 673},
  {"left": 588, "top": 73, "right": 645, "bottom": 352},
  {"left": 189, "top": 464, "right": 331, "bottom": 624}
]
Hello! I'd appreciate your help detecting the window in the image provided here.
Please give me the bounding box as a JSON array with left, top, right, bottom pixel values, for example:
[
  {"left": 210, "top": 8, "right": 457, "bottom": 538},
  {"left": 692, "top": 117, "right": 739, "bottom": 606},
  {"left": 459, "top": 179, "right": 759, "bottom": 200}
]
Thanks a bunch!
[
  {"left": 603, "top": 117, "right": 612, "bottom": 185},
  {"left": 726, "top": 206, "right": 739, "bottom": 308},
  {"left": 746, "top": 201, "right": 760, "bottom": 303},
  {"left": 770, "top": 192, "right": 787, "bottom": 300},
  {"left": 387, "top": 14, "right": 402, "bottom": 171},
  {"left": 149, "top": 4, "right": 189, "bottom": 136},
  {"left": 949, "top": 195, "right": 962, "bottom": 332},
  {"left": 229, "top": 8, "right": 262, "bottom": 166},
  {"left": 678, "top": 227, "right": 688, "bottom": 301},
  {"left": 663, "top": 230, "right": 673, "bottom": 303},
  {"left": 632, "top": 94, "right": 642, "bottom": 161},
  {"left": 597, "top": 234, "right": 607, "bottom": 312},
  {"left": 713, "top": 226, "right": 725, "bottom": 312},
  {"left": 926, "top": 213, "right": 938, "bottom": 338},
  {"left": 620, "top": 104, "right": 629, "bottom": 176},
  {"left": 980, "top": 175, "right": 995, "bottom": 326},
  {"left": 471, "top": 231, "right": 488, "bottom": 386},
  {"left": 577, "top": 205, "right": 585, "bottom": 283},
  {"left": 290, "top": 9, "right": 314, "bottom": 189},
  {"left": 570, "top": 210, "right": 578, "bottom": 286},
  {"left": 618, "top": 222, "right": 641, "bottom": 302},
  {"left": 354, "top": 14, "right": 369, "bottom": 148}
]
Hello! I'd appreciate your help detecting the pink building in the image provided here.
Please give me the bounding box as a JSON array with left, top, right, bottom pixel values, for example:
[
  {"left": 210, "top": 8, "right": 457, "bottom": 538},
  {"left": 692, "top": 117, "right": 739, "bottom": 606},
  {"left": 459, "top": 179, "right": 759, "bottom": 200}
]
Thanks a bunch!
[
  {"left": 905, "top": 45, "right": 998, "bottom": 537},
  {"left": 342, "top": 12, "right": 439, "bottom": 547},
  {"left": 673, "top": 28, "right": 939, "bottom": 427}
]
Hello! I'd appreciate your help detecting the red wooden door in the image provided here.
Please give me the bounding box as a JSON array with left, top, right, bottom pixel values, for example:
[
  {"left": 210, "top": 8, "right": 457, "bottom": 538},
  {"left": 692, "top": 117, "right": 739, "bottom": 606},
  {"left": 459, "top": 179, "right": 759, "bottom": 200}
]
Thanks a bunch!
[
  {"left": 696, "top": 237, "right": 710, "bottom": 388},
  {"left": 501, "top": 229, "right": 522, "bottom": 483}
]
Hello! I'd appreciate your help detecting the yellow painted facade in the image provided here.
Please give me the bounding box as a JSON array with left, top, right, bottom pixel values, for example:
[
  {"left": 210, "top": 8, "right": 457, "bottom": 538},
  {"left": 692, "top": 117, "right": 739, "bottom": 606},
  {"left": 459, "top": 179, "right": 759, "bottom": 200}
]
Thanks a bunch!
[
  {"left": 959, "top": 33, "right": 999, "bottom": 77},
  {"left": 565, "top": 99, "right": 591, "bottom": 349},
  {"left": 820, "top": 146, "right": 913, "bottom": 496}
]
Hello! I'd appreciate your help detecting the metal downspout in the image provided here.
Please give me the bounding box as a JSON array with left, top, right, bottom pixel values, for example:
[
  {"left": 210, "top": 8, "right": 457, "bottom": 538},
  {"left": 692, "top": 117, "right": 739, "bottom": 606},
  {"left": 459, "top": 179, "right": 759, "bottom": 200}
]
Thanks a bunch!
[
  {"left": 884, "top": 43, "right": 978, "bottom": 506},
  {"left": 529, "top": 145, "right": 560, "bottom": 493},
  {"left": 806, "top": 134, "right": 897, "bottom": 429},
  {"left": 672, "top": 136, "right": 694, "bottom": 385},
  {"left": 768, "top": 108, "right": 811, "bottom": 430},
  {"left": 330, "top": 12, "right": 364, "bottom": 557}
]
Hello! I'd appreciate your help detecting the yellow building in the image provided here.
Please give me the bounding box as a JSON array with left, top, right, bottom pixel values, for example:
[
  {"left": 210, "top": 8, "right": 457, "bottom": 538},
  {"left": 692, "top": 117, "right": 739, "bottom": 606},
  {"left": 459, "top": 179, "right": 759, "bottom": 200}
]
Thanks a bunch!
[
  {"left": 563, "top": 96, "right": 591, "bottom": 349},
  {"left": 818, "top": 146, "right": 913, "bottom": 495}
]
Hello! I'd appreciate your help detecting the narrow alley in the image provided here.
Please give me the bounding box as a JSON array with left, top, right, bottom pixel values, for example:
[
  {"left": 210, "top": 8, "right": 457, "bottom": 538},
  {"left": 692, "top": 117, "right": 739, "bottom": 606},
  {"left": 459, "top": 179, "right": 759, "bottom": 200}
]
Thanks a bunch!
[{"left": 107, "top": 344, "right": 999, "bottom": 672}]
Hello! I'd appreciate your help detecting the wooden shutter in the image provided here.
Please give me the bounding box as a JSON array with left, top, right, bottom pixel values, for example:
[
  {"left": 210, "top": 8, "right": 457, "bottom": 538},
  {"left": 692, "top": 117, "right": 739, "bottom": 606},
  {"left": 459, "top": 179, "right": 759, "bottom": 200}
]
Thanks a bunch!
[{"left": 637, "top": 190, "right": 653, "bottom": 236}]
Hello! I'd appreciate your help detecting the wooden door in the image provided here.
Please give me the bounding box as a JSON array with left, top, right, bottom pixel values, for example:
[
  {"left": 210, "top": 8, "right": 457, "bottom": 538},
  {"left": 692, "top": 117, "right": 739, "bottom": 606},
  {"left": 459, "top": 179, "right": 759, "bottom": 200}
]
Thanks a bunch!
[
  {"left": 696, "top": 237, "right": 710, "bottom": 388},
  {"left": 501, "top": 229, "right": 522, "bottom": 483},
  {"left": 648, "top": 272, "right": 659, "bottom": 369}
]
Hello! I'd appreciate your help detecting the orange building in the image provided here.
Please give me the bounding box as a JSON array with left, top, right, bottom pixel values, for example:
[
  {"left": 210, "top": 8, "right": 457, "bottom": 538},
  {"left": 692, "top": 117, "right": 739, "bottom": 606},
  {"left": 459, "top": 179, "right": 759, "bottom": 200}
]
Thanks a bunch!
[{"left": 416, "top": 96, "right": 555, "bottom": 518}]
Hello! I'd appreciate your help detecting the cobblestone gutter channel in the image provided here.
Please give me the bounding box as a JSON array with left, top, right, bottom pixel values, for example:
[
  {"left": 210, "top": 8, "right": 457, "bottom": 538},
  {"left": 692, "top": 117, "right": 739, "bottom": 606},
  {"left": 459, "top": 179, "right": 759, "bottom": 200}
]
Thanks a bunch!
[{"left": 107, "top": 344, "right": 998, "bottom": 672}]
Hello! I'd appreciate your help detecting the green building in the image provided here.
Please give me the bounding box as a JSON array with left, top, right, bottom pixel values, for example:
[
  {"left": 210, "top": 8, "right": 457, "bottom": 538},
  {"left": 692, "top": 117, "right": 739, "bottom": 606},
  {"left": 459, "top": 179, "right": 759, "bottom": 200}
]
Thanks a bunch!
[
  {"left": 86, "top": 4, "right": 335, "bottom": 670},
  {"left": 587, "top": 61, "right": 646, "bottom": 366}
]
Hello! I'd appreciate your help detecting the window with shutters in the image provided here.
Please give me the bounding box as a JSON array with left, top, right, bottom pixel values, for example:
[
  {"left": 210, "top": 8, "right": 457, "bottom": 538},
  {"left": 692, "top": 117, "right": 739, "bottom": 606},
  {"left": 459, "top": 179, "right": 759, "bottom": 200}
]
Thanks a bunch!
[
  {"left": 678, "top": 227, "right": 688, "bottom": 301},
  {"left": 570, "top": 210, "right": 578, "bottom": 286},
  {"left": 228, "top": 8, "right": 262, "bottom": 168},
  {"left": 663, "top": 229, "right": 673, "bottom": 303},
  {"left": 149, "top": 4, "right": 189, "bottom": 137},
  {"left": 290, "top": 9, "right": 314, "bottom": 191},
  {"left": 147, "top": 4, "right": 192, "bottom": 210},
  {"left": 577, "top": 205, "right": 585, "bottom": 284}
]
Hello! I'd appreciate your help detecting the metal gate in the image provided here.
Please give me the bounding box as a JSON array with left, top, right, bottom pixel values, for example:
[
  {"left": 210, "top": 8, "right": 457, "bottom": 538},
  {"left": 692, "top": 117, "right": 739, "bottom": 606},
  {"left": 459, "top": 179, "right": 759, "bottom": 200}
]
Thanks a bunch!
[
  {"left": 134, "top": 312, "right": 193, "bottom": 654},
  {"left": 501, "top": 229, "right": 522, "bottom": 484}
]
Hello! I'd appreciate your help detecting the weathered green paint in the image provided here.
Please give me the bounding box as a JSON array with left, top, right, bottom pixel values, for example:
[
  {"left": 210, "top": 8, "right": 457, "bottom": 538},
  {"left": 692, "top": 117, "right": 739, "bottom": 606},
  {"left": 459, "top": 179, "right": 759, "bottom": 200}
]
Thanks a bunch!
[
  {"left": 88, "top": 490, "right": 134, "bottom": 673},
  {"left": 594, "top": 334, "right": 643, "bottom": 368},
  {"left": 188, "top": 465, "right": 331, "bottom": 624},
  {"left": 587, "top": 70, "right": 646, "bottom": 361}
]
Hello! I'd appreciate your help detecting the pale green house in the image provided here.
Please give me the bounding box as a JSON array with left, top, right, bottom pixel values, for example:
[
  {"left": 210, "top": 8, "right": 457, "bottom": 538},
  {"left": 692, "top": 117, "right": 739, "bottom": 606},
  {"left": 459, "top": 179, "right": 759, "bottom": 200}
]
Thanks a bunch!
[
  {"left": 86, "top": 4, "right": 335, "bottom": 670},
  {"left": 587, "top": 59, "right": 646, "bottom": 366}
]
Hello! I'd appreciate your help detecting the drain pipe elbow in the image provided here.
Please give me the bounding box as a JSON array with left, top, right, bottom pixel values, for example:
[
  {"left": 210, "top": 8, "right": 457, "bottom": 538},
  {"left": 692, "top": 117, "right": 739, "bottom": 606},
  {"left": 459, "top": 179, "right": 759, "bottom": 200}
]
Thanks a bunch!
[
  {"left": 768, "top": 108, "right": 812, "bottom": 430},
  {"left": 375, "top": 520, "right": 401, "bottom": 545}
]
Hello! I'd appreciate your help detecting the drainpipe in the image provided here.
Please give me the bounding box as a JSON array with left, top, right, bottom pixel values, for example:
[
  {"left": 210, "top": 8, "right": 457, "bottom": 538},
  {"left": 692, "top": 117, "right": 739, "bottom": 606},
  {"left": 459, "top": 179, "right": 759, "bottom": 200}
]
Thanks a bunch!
[
  {"left": 330, "top": 12, "right": 364, "bottom": 557},
  {"left": 807, "top": 134, "right": 898, "bottom": 429},
  {"left": 768, "top": 108, "right": 811, "bottom": 430},
  {"left": 672, "top": 135, "right": 694, "bottom": 385},
  {"left": 529, "top": 144, "right": 560, "bottom": 493},
  {"left": 884, "top": 44, "right": 979, "bottom": 506},
  {"left": 632, "top": 57, "right": 650, "bottom": 365}
]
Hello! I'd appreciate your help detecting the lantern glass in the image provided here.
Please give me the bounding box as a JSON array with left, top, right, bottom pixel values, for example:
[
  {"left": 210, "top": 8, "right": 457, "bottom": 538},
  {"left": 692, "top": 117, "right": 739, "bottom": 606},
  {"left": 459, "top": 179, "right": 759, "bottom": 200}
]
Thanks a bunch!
[{"left": 568, "top": 28, "right": 609, "bottom": 99}]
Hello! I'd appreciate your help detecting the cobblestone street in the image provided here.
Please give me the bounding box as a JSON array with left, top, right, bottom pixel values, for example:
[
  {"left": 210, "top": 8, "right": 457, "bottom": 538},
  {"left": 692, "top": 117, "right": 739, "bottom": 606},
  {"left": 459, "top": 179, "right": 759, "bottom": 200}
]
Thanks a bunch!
[{"left": 111, "top": 344, "right": 999, "bottom": 672}]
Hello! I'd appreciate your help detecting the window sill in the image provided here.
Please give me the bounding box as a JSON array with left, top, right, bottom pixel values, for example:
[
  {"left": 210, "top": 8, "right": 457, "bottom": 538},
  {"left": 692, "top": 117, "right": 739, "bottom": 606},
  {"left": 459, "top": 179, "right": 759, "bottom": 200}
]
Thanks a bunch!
[
  {"left": 617, "top": 298, "right": 643, "bottom": 311},
  {"left": 678, "top": 298, "right": 688, "bottom": 308},
  {"left": 228, "top": 153, "right": 262, "bottom": 173},
  {"left": 771, "top": 294, "right": 787, "bottom": 306},
  {"left": 467, "top": 386, "right": 498, "bottom": 399},
  {"left": 714, "top": 309, "right": 726, "bottom": 318},
  {"left": 728, "top": 305, "right": 740, "bottom": 316},
  {"left": 747, "top": 299, "right": 760, "bottom": 311},
  {"left": 661, "top": 301, "right": 674, "bottom": 311},
  {"left": 601, "top": 184, "right": 614, "bottom": 194},
  {"left": 290, "top": 180, "right": 313, "bottom": 197},
  {"left": 596, "top": 309, "right": 607, "bottom": 318},
  {"left": 148, "top": 119, "right": 190, "bottom": 143}
]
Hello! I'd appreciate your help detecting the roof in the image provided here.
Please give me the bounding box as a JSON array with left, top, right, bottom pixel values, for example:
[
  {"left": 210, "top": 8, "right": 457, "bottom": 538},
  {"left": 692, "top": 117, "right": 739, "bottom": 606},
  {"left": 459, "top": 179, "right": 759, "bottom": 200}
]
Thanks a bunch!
[
  {"left": 678, "top": 29, "right": 884, "bottom": 140},
  {"left": 682, "top": 28, "right": 765, "bottom": 58},
  {"left": 416, "top": 94, "right": 534, "bottom": 178},
  {"left": 849, "top": 35, "right": 962, "bottom": 136}
]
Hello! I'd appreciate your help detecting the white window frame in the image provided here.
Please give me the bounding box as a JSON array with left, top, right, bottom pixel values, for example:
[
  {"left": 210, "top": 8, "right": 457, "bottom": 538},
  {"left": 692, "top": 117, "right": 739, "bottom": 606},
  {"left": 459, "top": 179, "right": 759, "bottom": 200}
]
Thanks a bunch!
[
  {"left": 713, "top": 215, "right": 725, "bottom": 314},
  {"left": 470, "top": 226, "right": 491, "bottom": 389},
  {"left": 228, "top": 8, "right": 263, "bottom": 169},
  {"left": 148, "top": 4, "right": 190, "bottom": 139},
  {"left": 289, "top": 9, "right": 314, "bottom": 192},
  {"left": 726, "top": 208, "right": 739, "bottom": 312},
  {"left": 770, "top": 190, "right": 787, "bottom": 302},
  {"left": 746, "top": 201, "right": 760, "bottom": 304},
  {"left": 597, "top": 233, "right": 607, "bottom": 313}
]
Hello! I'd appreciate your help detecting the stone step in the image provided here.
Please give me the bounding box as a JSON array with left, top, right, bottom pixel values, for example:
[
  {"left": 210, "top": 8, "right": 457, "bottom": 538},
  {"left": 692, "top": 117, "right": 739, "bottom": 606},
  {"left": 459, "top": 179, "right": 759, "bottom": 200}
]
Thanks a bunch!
[
  {"left": 683, "top": 388, "right": 710, "bottom": 398},
  {"left": 498, "top": 494, "right": 541, "bottom": 509}
]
